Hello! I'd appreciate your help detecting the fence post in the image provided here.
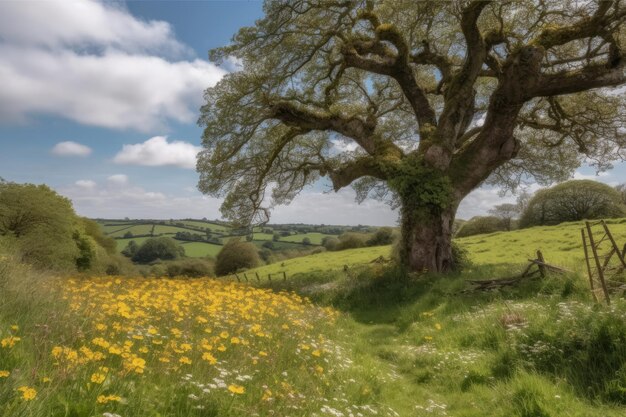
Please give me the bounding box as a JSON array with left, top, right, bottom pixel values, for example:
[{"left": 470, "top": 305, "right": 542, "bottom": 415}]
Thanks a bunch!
[
  {"left": 234, "top": 274, "right": 241, "bottom": 282},
  {"left": 283, "top": 271, "right": 287, "bottom": 281},
  {"left": 255, "top": 272, "right": 261, "bottom": 283},
  {"left": 267, "top": 273, "right": 272, "bottom": 283},
  {"left": 536, "top": 250, "right": 546, "bottom": 278},
  {"left": 243, "top": 273, "right": 249, "bottom": 282}
]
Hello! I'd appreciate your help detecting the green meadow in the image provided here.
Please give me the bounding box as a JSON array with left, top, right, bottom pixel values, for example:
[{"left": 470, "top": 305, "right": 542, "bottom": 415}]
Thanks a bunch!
[{"left": 2, "top": 218, "right": 626, "bottom": 417}]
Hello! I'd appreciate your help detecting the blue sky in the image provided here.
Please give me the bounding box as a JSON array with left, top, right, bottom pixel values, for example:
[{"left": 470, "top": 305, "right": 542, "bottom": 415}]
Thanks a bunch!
[{"left": 0, "top": 0, "right": 623, "bottom": 225}]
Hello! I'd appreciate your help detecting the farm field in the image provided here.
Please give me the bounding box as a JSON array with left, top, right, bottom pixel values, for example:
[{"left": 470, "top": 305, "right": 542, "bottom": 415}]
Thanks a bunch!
[{"left": 98, "top": 219, "right": 346, "bottom": 258}]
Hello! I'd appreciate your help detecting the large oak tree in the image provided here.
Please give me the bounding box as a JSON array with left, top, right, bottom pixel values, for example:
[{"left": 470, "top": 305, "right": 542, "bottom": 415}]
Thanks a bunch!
[{"left": 197, "top": 0, "right": 626, "bottom": 272}]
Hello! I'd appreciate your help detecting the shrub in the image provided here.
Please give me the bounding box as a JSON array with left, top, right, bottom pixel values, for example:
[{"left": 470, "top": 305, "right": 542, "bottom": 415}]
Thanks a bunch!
[
  {"left": 165, "top": 258, "right": 214, "bottom": 278},
  {"left": 215, "top": 239, "right": 260, "bottom": 276},
  {"left": 366, "top": 227, "right": 395, "bottom": 246},
  {"left": 520, "top": 180, "right": 625, "bottom": 228},
  {"left": 0, "top": 182, "right": 80, "bottom": 271},
  {"left": 336, "top": 233, "right": 367, "bottom": 250},
  {"left": 302, "top": 237, "right": 311, "bottom": 245},
  {"left": 322, "top": 236, "right": 339, "bottom": 251},
  {"left": 132, "top": 237, "right": 185, "bottom": 264},
  {"left": 456, "top": 216, "right": 506, "bottom": 237}
]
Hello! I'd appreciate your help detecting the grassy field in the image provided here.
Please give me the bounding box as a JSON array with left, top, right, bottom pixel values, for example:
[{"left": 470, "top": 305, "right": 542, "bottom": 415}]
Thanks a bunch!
[
  {"left": 2, "top": 218, "right": 625, "bottom": 416},
  {"left": 179, "top": 241, "right": 222, "bottom": 258},
  {"left": 280, "top": 232, "right": 332, "bottom": 245},
  {"left": 457, "top": 218, "right": 626, "bottom": 268},
  {"left": 115, "top": 236, "right": 151, "bottom": 251}
]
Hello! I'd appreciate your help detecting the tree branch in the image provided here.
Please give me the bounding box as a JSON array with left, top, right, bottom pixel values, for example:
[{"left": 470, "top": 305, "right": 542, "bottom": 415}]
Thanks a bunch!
[
  {"left": 342, "top": 9, "right": 437, "bottom": 129},
  {"left": 328, "top": 156, "right": 386, "bottom": 191},
  {"left": 532, "top": 60, "right": 625, "bottom": 97},
  {"left": 269, "top": 100, "right": 378, "bottom": 154}
]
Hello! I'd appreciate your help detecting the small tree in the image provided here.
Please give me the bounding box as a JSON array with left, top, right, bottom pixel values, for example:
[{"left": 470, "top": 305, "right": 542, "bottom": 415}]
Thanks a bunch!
[
  {"left": 519, "top": 180, "right": 625, "bottom": 227},
  {"left": 132, "top": 237, "right": 184, "bottom": 264},
  {"left": 122, "top": 240, "right": 139, "bottom": 258},
  {"left": 302, "top": 237, "right": 312, "bottom": 246},
  {"left": 123, "top": 231, "right": 134, "bottom": 239},
  {"left": 272, "top": 233, "right": 281, "bottom": 242},
  {"left": 488, "top": 203, "right": 520, "bottom": 231},
  {"left": 215, "top": 239, "right": 260, "bottom": 276}
]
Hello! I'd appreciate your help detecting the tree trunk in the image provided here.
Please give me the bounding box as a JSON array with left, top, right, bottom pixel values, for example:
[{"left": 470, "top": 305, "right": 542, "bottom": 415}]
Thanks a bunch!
[{"left": 399, "top": 202, "right": 458, "bottom": 273}]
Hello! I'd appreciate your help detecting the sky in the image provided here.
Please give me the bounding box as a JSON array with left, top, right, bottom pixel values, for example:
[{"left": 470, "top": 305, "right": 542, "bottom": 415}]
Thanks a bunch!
[{"left": 0, "top": 0, "right": 623, "bottom": 226}]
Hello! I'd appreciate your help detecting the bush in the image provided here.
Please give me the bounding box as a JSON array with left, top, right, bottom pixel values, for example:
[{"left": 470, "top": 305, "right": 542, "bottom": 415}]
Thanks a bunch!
[
  {"left": 215, "top": 239, "right": 260, "bottom": 276},
  {"left": 366, "top": 227, "right": 395, "bottom": 246},
  {"left": 336, "top": 233, "right": 367, "bottom": 251},
  {"left": 322, "top": 236, "right": 339, "bottom": 251},
  {"left": 456, "top": 216, "right": 506, "bottom": 237},
  {"left": 0, "top": 182, "right": 80, "bottom": 271},
  {"left": 302, "top": 237, "right": 311, "bottom": 245},
  {"left": 132, "top": 237, "right": 185, "bottom": 264},
  {"left": 165, "top": 258, "right": 214, "bottom": 278},
  {"left": 520, "top": 180, "right": 625, "bottom": 228}
]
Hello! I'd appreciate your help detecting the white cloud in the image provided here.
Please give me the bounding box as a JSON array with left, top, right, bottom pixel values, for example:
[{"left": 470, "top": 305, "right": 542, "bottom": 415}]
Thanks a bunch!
[
  {"left": 75, "top": 179, "right": 96, "bottom": 189},
  {"left": 107, "top": 174, "right": 129, "bottom": 185},
  {"left": 457, "top": 188, "right": 517, "bottom": 220},
  {"left": 572, "top": 170, "right": 610, "bottom": 181},
  {"left": 60, "top": 176, "right": 221, "bottom": 219},
  {"left": 0, "top": 0, "right": 226, "bottom": 131},
  {"left": 272, "top": 188, "right": 398, "bottom": 226},
  {"left": 51, "top": 141, "right": 92, "bottom": 157},
  {"left": 113, "top": 136, "right": 201, "bottom": 169}
]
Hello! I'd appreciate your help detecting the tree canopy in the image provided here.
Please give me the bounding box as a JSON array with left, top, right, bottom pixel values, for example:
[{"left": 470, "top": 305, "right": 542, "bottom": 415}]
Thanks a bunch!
[
  {"left": 198, "top": 0, "right": 626, "bottom": 272},
  {"left": 519, "top": 180, "right": 626, "bottom": 227}
]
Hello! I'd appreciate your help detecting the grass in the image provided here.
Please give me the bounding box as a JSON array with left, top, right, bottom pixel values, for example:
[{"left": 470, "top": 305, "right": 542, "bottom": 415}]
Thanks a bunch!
[
  {"left": 2, "top": 219, "right": 626, "bottom": 416},
  {"left": 247, "top": 245, "right": 390, "bottom": 278},
  {"left": 457, "top": 218, "right": 626, "bottom": 268}
]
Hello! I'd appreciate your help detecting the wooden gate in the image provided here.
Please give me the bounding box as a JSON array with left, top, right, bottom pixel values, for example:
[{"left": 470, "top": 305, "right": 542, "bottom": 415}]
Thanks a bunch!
[{"left": 581, "top": 220, "right": 626, "bottom": 305}]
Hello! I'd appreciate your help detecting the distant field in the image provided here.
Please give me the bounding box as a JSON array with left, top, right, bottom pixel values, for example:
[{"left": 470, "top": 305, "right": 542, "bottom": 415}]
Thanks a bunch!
[
  {"left": 178, "top": 220, "right": 231, "bottom": 232},
  {"left": 280, "top": 232, "right": 331, "bottom": 245},
  {"left": 115, "top": 236, "right": 151, "bottom": 250},
  {"left": 180, "top": 241, "right": 222, "bottom": 257},
  {"left": 107, "top": 224, "right": 154, "bottom": 237},
  {"left": 252, "top": 232, "right": 275, "bottom": 241}
]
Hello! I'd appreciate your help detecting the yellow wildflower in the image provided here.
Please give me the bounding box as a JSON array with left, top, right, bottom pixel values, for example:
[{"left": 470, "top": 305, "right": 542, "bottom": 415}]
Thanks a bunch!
[
  {"left": 228, "top": 384, "right": 245, "bottom": 394},
  {"left": 91, "top": 373, "right": 106, "bottom": 384},
  {"left": 1, "top": 336, "right": 21, "bottom": 348},
  {"left": 97, "top": 394, "right": 122, "bottom": 404},
  {"left": 202, "top": 352, "right": 217, "bottom": 365},
  {"left": 17, "top": 386, "right": 37, "bottom": 401},
  {"left": 0, "top": 370, "right": 10, "bottom": 378}
]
